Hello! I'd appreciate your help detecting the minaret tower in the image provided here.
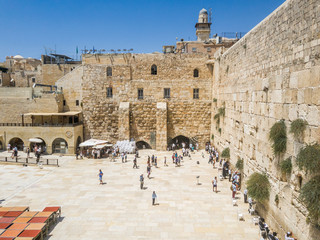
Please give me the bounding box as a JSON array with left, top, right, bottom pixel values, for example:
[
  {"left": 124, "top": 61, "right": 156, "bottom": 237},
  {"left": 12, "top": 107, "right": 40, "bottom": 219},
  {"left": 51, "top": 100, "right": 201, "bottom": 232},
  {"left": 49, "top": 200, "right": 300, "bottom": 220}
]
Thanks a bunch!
[{"left": 195, "top": 8, "right": 211, "bottom": 41}]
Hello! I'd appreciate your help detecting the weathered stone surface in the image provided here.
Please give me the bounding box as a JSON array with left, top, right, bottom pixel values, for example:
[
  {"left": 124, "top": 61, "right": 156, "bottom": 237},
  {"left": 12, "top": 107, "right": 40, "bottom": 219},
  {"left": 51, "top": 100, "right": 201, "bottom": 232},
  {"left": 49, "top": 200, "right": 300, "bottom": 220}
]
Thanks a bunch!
[{"left": 211, "top": 0, "right": 320, "bottom": 239}]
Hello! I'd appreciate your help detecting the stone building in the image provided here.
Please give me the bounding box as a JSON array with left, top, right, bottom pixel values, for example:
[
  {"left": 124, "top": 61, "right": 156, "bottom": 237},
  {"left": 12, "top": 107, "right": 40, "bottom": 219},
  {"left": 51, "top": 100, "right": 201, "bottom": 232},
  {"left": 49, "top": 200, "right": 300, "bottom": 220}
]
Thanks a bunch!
[{"left": 80, "top": 53, "right": 213, "bottom": 150}]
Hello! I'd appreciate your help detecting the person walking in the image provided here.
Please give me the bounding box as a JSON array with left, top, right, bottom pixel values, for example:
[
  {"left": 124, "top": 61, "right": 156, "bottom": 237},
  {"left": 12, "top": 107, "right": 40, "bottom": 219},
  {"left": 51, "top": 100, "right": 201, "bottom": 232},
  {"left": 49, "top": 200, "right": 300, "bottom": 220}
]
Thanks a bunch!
[
  {"left": 232, "top": 182, "right": 237, "bottom": 199},
  {"left": 133, "top": 157, "right": 138, "bottom": 169},
  {"left": 98, "top": 169, "right": 103, "bottom": 185},
  {"left": 27, "top": 148, "right": 30, "bottom": 158},
  {"left": 147, "top": 164, "right": 151, "bottom": 178},
  {"left": 154, "top": 157, "right": 158, "bottom": 168},
  {"left": 164, "top": 156, "right": 168, "bottom": 166},
  {"left": 212, "top": 177, "right": 218, "bottom": 193},
  {"left": 140, "top": 174, "right": 144, "bottom": 190},
  {"left": 244, "top": 188, "right": 248, "bottom": 203},
  {"left": 152, "top": 191, "right": 157, "bottom": 205}
]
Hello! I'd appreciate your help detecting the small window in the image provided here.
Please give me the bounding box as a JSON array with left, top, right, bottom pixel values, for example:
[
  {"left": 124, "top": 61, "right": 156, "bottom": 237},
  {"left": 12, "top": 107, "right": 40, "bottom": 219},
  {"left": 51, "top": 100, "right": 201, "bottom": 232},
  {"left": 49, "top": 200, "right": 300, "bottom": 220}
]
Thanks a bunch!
[
  {"left": 193, "top": 88, "right": 199, "bottom": 99},
  {"left": 207, "top": 47, "right": 211, "bottom": 52},
  {"left": 151, "top": 64, "right": 157, "bottom": 75},
  {"left": 164, "top": 88, "right": 170, "bottom": 99},
  {"left": 107, "top": 87, "right": 113, "bottom": 98},
  {"left": 193, "top": 69, "right": 199, "bottom": 78},
  {"left": 32, "top": 77, "right": 36, "bottom": 83},
  {"left": 63, "top": 100, "right": 66, "bottom": 106},
  {"left": 192, "top": 48, "right": 197, "bottom": 52},
  {"left": 138, "top": 88, "right": 144, "bottom": 99},
  {"left": 76, "top": 100, "right": 79, "bottom": 106},
  {"left": 107, "top": 67, "right": 112, "bottom": 76}
]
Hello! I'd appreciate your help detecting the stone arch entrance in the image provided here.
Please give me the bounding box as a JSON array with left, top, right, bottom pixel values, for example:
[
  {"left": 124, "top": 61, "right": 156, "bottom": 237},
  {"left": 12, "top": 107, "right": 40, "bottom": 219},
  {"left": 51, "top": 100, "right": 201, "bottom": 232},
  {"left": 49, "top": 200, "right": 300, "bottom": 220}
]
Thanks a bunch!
[
  {"left": 170, "top": 135, "right": 190, "bottom": 149},
  {"left": 52, "top": 138, "right": 68, "bottom": 154},
  {"left": 29, "top": 138, "right": 47, "bottom": 153},
  {"left": 136, "top": 141, "right": 152, "bottom": 149},
  {"left": 9, "top": 138, "right": 24, "bottom": 151}
]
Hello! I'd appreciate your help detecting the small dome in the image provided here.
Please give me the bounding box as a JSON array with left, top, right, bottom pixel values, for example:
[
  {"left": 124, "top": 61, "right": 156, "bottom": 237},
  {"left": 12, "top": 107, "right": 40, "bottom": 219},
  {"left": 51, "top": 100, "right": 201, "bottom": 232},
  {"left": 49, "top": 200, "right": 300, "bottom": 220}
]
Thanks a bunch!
[
  {"left": 13, "top": 55, "right": 24, "bottom": 59},
  {"left": 199, "top": 8, "right": 207, "bottom": 14}
]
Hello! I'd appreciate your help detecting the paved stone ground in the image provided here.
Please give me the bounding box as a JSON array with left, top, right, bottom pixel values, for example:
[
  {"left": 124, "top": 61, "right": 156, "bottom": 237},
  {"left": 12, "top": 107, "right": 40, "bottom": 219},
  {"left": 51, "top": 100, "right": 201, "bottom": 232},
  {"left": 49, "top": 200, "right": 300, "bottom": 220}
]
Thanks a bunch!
[{"left": 0, "top": 150, "right": 260, "bottom": 240}]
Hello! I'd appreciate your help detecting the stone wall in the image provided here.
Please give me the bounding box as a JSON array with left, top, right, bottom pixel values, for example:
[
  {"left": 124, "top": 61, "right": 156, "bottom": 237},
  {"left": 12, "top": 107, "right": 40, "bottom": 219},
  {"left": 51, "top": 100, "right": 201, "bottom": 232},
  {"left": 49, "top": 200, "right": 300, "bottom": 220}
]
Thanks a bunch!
[
  {"left": 56, "top": 65, "right": 83, "bottom": 112},
  {"left": 211, "top": 0, "right": 320, "bottom": 239},
  {"left": 81, "top": 53, "right": 213, "bottom": 149},
  {"left": 0, "top": 88, "right": 63, "bottom": 123},
  {"left": 42, "top": 64, "right": 79, "bottom": 86}
]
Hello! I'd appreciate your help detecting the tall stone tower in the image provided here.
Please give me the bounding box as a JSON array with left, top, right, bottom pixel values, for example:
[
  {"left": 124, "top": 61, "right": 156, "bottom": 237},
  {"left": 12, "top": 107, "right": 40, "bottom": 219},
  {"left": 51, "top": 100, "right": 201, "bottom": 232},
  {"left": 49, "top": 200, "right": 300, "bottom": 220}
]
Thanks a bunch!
[{"left": 195, "top": 8, "right": 211, "bottom": 41}]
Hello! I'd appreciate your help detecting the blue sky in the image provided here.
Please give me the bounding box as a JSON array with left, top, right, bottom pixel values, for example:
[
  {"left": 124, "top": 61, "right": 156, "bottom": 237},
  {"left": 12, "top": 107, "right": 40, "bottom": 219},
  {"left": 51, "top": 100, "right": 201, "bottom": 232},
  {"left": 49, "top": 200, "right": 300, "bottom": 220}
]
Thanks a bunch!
[{"left": 0, "top": 0, "right": 285, "bottom": 61}]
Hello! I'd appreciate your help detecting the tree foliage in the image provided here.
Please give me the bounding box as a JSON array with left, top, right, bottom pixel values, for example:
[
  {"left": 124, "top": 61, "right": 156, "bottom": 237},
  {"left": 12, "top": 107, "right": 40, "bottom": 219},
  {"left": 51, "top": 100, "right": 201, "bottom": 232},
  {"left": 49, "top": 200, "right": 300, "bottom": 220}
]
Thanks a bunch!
[
  {"left": 280, "top": 157, "right": 292, "bottom": 174},
  {"left": 221, "top": 147, "right": 230, "bottom": 158},
  {"left": 296, "top": 143, "right": 320, "bottom": 174},
  {"left": 269, "top": 120, "right": 287, "bottom": 155},
  {"left": 300, "top": 175, "right": 320, "bottom": 224},
  {"left": 290, "top": 119, "right": 307, "bottom": 140},
  {"left": 236, "top": 158, "right": 244, "bottom": 171},
  {"left": 247, "top": 173, "right": 270, "bottom": 203}
]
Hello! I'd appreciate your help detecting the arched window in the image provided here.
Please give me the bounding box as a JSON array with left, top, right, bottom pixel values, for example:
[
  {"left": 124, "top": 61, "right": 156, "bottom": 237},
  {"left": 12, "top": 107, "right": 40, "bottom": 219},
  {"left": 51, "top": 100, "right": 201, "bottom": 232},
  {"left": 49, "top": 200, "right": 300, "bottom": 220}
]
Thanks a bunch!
[
  {"left": 193, "top": 69, "right": 199, "bottom": 78},
  {"left": 151, "top": 65, "right": 157, "bottom": 75},
  {"left": 106, "top": 67, "right": 112, "bottom": 76}
]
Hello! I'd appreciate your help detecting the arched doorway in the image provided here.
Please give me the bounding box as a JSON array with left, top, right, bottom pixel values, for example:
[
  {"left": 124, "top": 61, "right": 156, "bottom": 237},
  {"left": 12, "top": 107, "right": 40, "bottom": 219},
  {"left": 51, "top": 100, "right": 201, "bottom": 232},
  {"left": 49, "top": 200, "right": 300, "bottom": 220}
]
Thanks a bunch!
[
  {"left": 170, "top": 135, "right": 190, "bottom": 149},
  {"left": 29, "top": 138, "right": 47, "bottom": 153},
  {"left": 0, "top": 141, "right": 3, "bottom": 151},
  {"left": 9, "top": 138, "right": 24, "bottom": 151},
  {"left": 136, "top": 141, "right": 152, "bottom": 150},
  {"left": 52, "top": 138, "right": 68, "bottom": 154},
  {"left": 76, "top": 136, "right": 82, "bottom": 149}
]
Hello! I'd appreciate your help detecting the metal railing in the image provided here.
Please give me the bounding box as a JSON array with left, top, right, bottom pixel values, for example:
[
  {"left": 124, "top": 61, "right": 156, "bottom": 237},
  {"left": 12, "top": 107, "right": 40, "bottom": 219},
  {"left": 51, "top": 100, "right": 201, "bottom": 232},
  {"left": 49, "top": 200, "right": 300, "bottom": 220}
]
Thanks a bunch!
[
  {"left": 0, "top": 122, "right": 83, "bottom": 127},
  {"left": 0, "top": 156, "right": 59, "bottom": 166}
]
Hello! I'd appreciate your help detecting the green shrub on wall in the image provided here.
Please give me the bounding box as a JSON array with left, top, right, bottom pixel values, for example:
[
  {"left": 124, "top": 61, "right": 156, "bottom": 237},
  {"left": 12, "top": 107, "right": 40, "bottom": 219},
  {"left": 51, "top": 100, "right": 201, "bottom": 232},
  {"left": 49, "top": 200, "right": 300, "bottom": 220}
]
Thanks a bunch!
[
  {"left": 300, "top": 175, "right": 320, "bottom": 225},
  {"left": 269, "top": 120, "right": 287, "bottom": 155},
  {"left": 221, "top": 147, "right": 230, "bottom": 158},
  {"left": 247, "top": 173, "right": 270, "bottom": 203},
  {"left": 236, "top": 157, "right": 244, "bottom": 171},
  {"left": 296, "top": 143, "right": 320, "bottom": 174},
  {"left": 290, "top": 119, "right": 307, "bottom": 140},
  {"left": 280, "top": 157, "right": 292, "bottom": 174}
]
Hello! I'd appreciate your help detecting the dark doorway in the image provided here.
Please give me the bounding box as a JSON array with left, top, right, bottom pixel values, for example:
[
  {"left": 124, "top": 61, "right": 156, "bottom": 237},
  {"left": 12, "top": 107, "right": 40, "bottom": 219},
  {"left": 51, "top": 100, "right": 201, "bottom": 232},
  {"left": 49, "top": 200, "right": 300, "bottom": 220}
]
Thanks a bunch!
[
  {"left": 170, "top": 135, "right": 190, "bottom": 149},
  {"left": 9, "top": 138, "right": 24, "bottom": 151},
  {"left": 52, "top": 138, "right": 68, "bottom": 154},
  {"left": 136, "top": 141, "right": 152, "bottom": 149}
]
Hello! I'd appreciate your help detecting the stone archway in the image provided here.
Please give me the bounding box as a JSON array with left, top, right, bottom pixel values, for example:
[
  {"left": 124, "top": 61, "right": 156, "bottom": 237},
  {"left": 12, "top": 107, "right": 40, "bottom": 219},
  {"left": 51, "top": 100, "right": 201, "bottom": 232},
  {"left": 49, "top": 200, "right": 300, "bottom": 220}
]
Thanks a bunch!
[
  {"left": 9, "top": 137, "right": 24, "bottom": 151},
  {"left": 136, "top": 141, "right": 152, "bottom": 149},
  {"left": 29, "top": 138, "right": 47, "bottom": 153},
  {"left": 52, "top": 138, "right": 69, "bottom": 154},
  {"left": 170, "top": 135, "right": 190, "bottom": 149}
]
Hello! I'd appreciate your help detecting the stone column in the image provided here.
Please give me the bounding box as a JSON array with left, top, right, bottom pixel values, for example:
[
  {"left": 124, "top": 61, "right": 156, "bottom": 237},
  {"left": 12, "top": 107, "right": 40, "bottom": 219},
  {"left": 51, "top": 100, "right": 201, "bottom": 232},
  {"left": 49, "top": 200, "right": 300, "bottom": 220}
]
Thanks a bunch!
[
  {"left": 118, "top": 102, "right": 130, "bottom": 140},
  {"left": 156, "top": 102, "right": 167, "bottom": 151}
]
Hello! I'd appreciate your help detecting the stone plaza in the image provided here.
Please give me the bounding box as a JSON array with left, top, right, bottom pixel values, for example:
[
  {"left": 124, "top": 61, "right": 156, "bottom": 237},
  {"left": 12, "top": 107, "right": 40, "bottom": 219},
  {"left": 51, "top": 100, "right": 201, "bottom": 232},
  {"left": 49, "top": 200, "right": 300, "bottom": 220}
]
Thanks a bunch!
[{"left": 0, "top": 150, "right": 259, "bottom": 240}]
